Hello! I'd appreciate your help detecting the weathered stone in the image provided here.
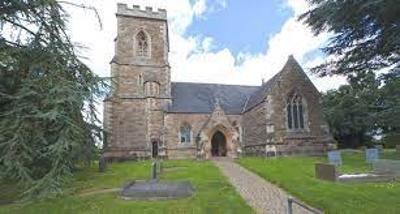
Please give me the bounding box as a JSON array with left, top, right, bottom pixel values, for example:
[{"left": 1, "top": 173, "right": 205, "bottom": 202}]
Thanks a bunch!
[
  {"left": 315, "top": 163, "right": 337, "bottom": 182},
  {"left": 328, "top": 150, "right": 342, "bottom": 166},
  {"left": 103, "top": 4, "right": 333, "bottom": 160},
  {"left": 375, "top": 145, "right": 384, "bottom": 151},
  {"left": 373, "top": 159, "right": 400, "bottom": 176},
  {"left": 366, "top": 148, "right": 379, "bottom": 163},
  {"left": 119, "top": 180, "right": 194, "bottom": 200}
]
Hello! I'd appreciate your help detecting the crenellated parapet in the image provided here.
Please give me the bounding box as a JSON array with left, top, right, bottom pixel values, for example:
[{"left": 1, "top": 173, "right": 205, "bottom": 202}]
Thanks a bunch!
[{"left": 117, "top": 3, "right": 167, "bottom": 20}]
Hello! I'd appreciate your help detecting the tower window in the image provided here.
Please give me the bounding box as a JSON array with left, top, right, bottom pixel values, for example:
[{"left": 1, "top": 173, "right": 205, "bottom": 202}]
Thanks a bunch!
[
  {"left": 136, "top": 31, "right": 149, "bottom": 57},
  {"left": 287, "top": 94, "right": 306, "bottom": 130}
]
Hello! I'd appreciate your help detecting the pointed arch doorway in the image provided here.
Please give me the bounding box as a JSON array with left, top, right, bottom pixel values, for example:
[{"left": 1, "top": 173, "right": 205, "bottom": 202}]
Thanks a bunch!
[{"left": 211, "top": 131, "right": 227, "bottom": 157}]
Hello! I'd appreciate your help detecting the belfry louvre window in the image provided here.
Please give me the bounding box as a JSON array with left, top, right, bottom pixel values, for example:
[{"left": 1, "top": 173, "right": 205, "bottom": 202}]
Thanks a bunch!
[
  {"left": 180, "top": 124, "right": 191, "bottom": 143},
  {"left": 287, "top": 94, "right": 305, "bottom": 130},
  {"left": 136, "top": 31, "right": 149, "bottom": 57}
]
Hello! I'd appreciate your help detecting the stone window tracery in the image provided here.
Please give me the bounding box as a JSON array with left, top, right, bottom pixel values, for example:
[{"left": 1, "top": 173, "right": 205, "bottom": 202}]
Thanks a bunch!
[
  {"left": 287, "top": 94, "right": 305, "bottom": 130},
  {"left": 135, "top": 30, "right": 149, "bottom": 57},
  {"left": 180, "top": 124, "right": 191, "bottom": 144}
]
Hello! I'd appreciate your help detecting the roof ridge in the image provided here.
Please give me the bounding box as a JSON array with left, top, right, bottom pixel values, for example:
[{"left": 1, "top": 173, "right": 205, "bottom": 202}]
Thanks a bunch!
[{"left": 171, "top": 81, "right": 260, "bottom": 88}]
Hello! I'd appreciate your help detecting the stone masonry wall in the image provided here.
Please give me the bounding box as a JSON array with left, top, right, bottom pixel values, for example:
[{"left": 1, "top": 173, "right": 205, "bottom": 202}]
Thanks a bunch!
[
  {"left": 164, "top": 113, "right": 242, "bottom": 159},
  {"left": 241, "top": 57, "right": 333, "bottom": 156},
  {"left": 242, "top": 104, "right": 267, "bottom": 155},
  {"left": 269, "top": 58, "right": 331, "bottom": 145},
  {"left": 104, "top": 5, "right": 171, "bottom": 161}
]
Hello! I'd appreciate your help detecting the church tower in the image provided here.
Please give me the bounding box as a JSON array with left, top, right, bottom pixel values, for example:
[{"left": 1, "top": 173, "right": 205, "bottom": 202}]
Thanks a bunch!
[{"left": 103, "top": 4, "right": 171, "bottom": 159}]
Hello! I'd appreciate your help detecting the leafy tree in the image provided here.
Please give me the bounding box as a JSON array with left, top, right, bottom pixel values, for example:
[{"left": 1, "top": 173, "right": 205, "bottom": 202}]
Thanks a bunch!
[
  {"left": 302, "top": 0, "right": 400, "bottom": 146},
  {"left": 322, "top": 72, "right": 379, "bottom": 148},
  {"left": 300, "top": 0, "right": 400, "bottom": 77},
  {"left": 0, "top": 1, "right": 107, "bottom": 199},
  {"left": 377, "top": 71, "right": 400, "bottom": 147}
]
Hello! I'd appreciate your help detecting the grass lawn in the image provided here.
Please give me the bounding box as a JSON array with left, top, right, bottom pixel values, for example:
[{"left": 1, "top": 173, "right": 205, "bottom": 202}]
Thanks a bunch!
[
  {"left": 237, "top": 150, "right": 400, "bottom": 214},
  {"left": 0, "top": 160, "right": 253, "bottom": 214}
]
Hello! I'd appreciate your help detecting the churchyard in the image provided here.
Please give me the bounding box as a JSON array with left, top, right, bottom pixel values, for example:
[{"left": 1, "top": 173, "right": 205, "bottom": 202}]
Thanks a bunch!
[
  {"left": 238, "top": 149, "right": 400, "bottom": 214},
  {"left": 0, "top": 160, "right": 252, "bottom": 214},
  {"left": 0, "top": 149, "right": 398, "bottom": 213}
]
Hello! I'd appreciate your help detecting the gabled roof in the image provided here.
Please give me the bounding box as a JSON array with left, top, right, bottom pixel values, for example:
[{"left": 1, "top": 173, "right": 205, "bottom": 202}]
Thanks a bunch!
[
  {"left": 243, "top": 55, "right": 307, "bottom": 112},
  {"left": 168, "top": 56, "right": 305, "bottom": 114},
  {"left": 243, "top": 72, "right": 281, "bottom": 112},
  {"left": 168, "top": 82, "right": 259, "bottom": 114},
  {"left": 165, "top": 55, "right": 310, "bottom": 114}
]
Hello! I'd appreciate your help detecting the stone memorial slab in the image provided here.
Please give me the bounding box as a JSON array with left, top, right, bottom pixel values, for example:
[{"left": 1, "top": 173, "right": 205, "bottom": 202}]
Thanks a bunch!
[
  {"left": 327, "top": 151, "right": 342, "bottom": 166},
  {"left": 375, "top": 145, "right": 383, "bottom": 151},
  {"left": 366, "top": 148, "right": 379, "bottom": 163},
  {"left": 120, "top": 180, "right": 194, "bottom": 200},
  {"left": 315, "top": 163, "right": 337, "bottom": 182},
  {"left": 373, "top": 159, "right": 400, "bottom": 176},
  {"left": 396, "top": 145, "right": 400, "bottom": 153},
  {"left": 119, "top": 159, "right": 194, "bottom": 200}
]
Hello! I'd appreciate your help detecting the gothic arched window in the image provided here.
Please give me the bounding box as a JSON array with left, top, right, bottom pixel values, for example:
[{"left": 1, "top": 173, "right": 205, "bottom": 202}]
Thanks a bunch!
[
  {"left": 135, "top": 31, "right": 149, "bottom": 57},
  {"left": 287, "top": 94, "right": 305, "bottom": 130},
  {"left": 180, "top": 124, "right": 191, "bottom": 144}
]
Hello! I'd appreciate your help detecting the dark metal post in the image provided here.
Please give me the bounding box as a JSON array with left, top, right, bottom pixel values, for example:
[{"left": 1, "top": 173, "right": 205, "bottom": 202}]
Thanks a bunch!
[
  {"left": 151, "top": 161, "right": 157, "bottom": 180},
  {"left": 287, "top": 197, "right": 293, "bottom": 214},
  {"left": 98, "top": 155, "right": 107, "bottom": 173}
]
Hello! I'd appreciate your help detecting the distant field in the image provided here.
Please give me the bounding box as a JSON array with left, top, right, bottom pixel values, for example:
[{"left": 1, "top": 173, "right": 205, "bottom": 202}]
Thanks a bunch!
[
  {"left": 0, "top": 160, "right": 253, "bottom": 214},
  {"left": 237, "top": 150, "right": 400, "bottom": 214}
]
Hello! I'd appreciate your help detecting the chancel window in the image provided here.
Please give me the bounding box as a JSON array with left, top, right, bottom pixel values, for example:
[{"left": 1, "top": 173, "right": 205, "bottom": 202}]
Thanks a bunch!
[
  {"left": 287, "top": 94, "right": 305, "bottom": 130},
  {"left": 136, "top": 31, "right": 149, "bottom": 57},
  {"left": 180, "top": 124, "right": 191, "bottom": 143}
]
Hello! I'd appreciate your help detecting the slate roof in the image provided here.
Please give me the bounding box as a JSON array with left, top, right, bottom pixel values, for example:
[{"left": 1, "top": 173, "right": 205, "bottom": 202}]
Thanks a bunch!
[
  {"left": 243, "top": 72, "right": 281, "bottom": 111},
  {"left": 242, "top": 55, "right": 311, "bottom": 112},
  {"left": 168, "top": 82, "right": 260, "bottom": 114},
  {"left": 167, "top": 56, "right": 303, "bottom": 114}
]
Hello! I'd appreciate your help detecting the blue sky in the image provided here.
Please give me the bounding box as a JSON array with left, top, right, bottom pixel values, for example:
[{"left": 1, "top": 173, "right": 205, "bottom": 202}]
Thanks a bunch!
[
  {"left": 187, "top": 0, "right": 292, "bottom": 56},
  {"left": 63, "top": 0, "right": 348, "bottom": 122},
  {"left": 66, "top": 0, "right": 346, "bottom": 92}
]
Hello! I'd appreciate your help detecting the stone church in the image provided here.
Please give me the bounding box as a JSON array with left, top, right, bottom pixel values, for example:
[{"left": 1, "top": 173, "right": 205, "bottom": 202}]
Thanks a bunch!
[{"left": 103, "top": 4, "right": 334, "bottom": 160}]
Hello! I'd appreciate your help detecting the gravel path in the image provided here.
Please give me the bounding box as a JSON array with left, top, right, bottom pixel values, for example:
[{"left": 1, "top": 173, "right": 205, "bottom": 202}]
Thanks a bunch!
[{"left": 214, "top": 159, "right": 321, "bottom": 214}]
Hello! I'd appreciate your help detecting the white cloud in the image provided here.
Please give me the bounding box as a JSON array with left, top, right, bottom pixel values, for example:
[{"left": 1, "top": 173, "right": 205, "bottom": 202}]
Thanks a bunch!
[
  {"left": 168, "top": 0, "right": 345, "bottom": 91},
  {"left": 65, "top": 0, "right": 345, "bottom": 92},
  {"left": 193, "top": 0, "right": 207, "bottom": 17},
  {"left": 285, "top": 0, "right": 309, "bottom": 15},
  {"left": 65, "top": 0, "right": 347, "bottom": 122}
]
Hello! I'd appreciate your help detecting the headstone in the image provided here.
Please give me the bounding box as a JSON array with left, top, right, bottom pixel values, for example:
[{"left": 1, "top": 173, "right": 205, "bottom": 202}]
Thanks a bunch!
[
  {"left": 265, "top": 145, "right": 277, "bottom": 158},
  {"left": 373, "top": 159, "right": 400, "bottom": 176},
  {"left": 366, "top": 148, "right": 379, "bottom": 163},
  {"left": 396, "top": 145, "right": 400, "bottom": 153},
  {"left": 327, "top": 151, "right": 342, "bottom": 166},
  {"left": 98, "top": 155, "right": 107, "bottom": 173},
  {"left": 375, "top": 145, "right": 383, "bottom": 151},
  {"left": 315, "top": 163, "right": 337, "bottom": 182}
]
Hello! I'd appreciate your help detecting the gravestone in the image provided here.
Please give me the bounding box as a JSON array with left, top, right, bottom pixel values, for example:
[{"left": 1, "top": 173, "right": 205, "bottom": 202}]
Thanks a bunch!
[
  {"left": 375, "top": 145, "right": 383, "bottom": 151},
  {"left": 396, "top": 145, "right": 400, "bottom": 153},
  {"left": 265, "top": 145, "right": 277, "bottom": 158},
  {"left": 366, "top": 148, "right": 379, "bottom": 163},
  {"left": 119, "top": 159, "right": 194, "bottom": 200},
  {"left": 98, "top": 155, "right": 107, "bottom": 173},
  {"left": 327, "top": 151, "right": 342, "bottom": 166},
  {"left": 315, "top": 163, "right": 337, "bottom": 182},
  {"left": 373, "top": 159, "right": 400, "bottom": 176}
]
